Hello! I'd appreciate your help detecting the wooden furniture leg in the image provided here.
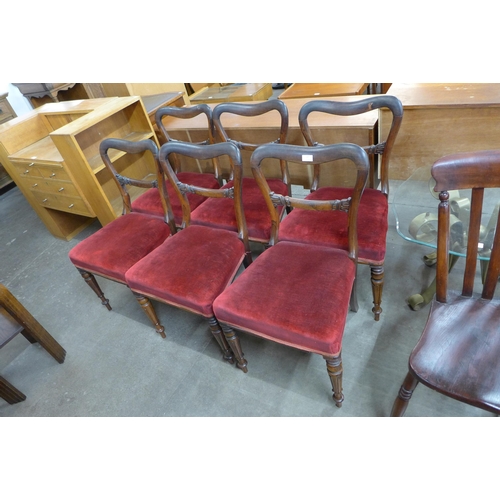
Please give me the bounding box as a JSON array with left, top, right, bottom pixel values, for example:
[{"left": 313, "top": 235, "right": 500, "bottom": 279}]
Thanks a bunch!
[
  {"left": 207, "top": 316, "right": 234, "bottom": 363},
  {"left": 370, "top": 265, "right": 384, "bottom": 321},
  {"left": 133, "top": 293, "right": 166, "bottom": 338},
  {"left": 78, "top": 268, "right": 112, "bottom": 311},
  {"left": 391, "top": 371, "right": 419, "bottom": 416},
  {"left": 0, "top": 375, "right": 26, "bottom": 404},
  {"left": 221, "top": 324, "right": 248, "bottom": 373},
  {"left": 324, "top": 355, "right": 344, "bottom": 408}
]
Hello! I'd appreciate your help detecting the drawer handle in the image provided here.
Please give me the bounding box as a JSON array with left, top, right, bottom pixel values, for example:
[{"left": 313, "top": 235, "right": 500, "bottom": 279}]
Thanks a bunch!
[
  {"left": 68, "top": 203, "right": 74, "bottom": 208},
  {"left": 42, "top": 198, "right": 48, "bottom": 203},
  {"left": 32, "top": 183, "right": 38, "bottom": 188},
  {"left": 58, "top": 187, "right": 64, "bottom": 192},
  {"left": 29, "top": 162, "right": 34, "bottom": 167},
  {"left": 24, "top": 169, "right": 30, "bottom": 174},
  {"left": 50, "top": 173, "right": 56, "bottom": 177}
]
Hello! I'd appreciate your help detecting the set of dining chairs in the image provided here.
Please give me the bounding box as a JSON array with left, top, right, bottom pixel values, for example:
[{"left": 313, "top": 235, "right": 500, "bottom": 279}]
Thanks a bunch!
[{"left": 67, "top": 96, "right": 500, "bottom": 416}]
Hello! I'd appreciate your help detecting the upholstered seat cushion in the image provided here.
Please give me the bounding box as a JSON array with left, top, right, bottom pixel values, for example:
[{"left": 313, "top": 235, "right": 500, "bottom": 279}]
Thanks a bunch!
[
  {"left": 68, "top": 213, "right": 171, "bottom": 284},
  {"left": 279, "top": 187, "right": 388, "bottom": 265},
  {"left": 131, "top": 172, "right": 220, "bottom": 226},
  {"left": 125, "top": 225, "right": 246, "bottom": 317},
  {"left": 213, "top": 241, "right": 355, "bottom": 356},
  {"left": 190, "top": 177, "right": 288, "bottom": 242}
]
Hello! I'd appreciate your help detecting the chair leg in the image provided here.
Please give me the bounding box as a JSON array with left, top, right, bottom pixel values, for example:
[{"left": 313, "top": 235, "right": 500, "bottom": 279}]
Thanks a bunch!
[
  {"left": 324, "top": 354, "right": 344, "bottom": 407},
  {"left": 77, "top": 268, "right": 112, "bottom": 311},
  {"left": 0, "top": 375, "right": 26, "bottom": 404},
  {"left": 350, "top": 276, "right": 359, "bottom": 312},
  {"left": 370, "top": 265, "right": 384, "bottom": 321},
  {"left": 220, "top": 323, "right": 248, "bottom": 373},
  {"left": 132, "top": 293, "right": 166, "bottom": 339},
  {"left": 207, "top": 316, "right": 235, "bottom": 364},
  {"left": 391, "top": 371, "right": 419, "bottom": 417}
]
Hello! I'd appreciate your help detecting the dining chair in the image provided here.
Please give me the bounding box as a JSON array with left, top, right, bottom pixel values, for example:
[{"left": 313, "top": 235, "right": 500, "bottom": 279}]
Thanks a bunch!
[
  {"left": 130, "top": 105, "right": 222, "bottom": 227},
  {"left": 391, "top": 149, "right": 500, "bottom": 417},
  {"left": 278, "top": 96, "right": 403, "bottom": 320},
  {"left": 124, "top": 141, "right": 252, "bottom": 366},
  {"left": 0, "top": 283, "right": 66, "bottom": 404},
  {"left": 213, "top": 142, "right": 370, "bottom": 404},
  {"left": 190, "top": 100, "right": 291, "bottom": 246},
  {"left": 68, "top": 139, "right": 175, "bottom": 338}
]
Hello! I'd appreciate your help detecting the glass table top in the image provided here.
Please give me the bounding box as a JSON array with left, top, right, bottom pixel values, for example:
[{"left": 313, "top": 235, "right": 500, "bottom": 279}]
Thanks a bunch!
[{"left": 392, "top": 167, "right": 500, "bottom": 262}]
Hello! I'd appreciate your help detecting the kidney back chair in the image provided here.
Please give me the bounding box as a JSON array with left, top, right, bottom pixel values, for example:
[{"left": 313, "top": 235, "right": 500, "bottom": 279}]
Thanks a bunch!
[
  {"left": 130, "top": 105, "right": 222, "bottom": 227},
  {"left": 125, "top": 141, "right": 252, "bottom": 366},
  {"left": 213, "top": 142, "right": 370, "bottom": 404},
  {"left": 279, "top": 96, "right": 403, "bottom": 320},
  {"left": 1, "top": 283, "right": 66, "bottom": 404},
  {"left": 391, "top": 150, "right": 500, "bottom": 417},
  {"left": 190, "top": 99, "right": 291, "bottom": 247},
  {"left": 68, "top": 139, "right": 175, "bottom": 338}
]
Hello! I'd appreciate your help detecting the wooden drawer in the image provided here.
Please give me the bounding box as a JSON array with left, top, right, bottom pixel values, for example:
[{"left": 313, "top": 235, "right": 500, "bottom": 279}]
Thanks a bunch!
[
  {"left": 0, "top": 100, "right": 15, "bottom": 124},
  {"left": 36, "top": 164, "right": 71, "bottom": 182},
  {"left": 11, "top": 161, "right": 44, "bottom": 179},
  {"left": 31, "top": 189, "right": 95, "bottom": 217},
  {"left": 37, "top": 179, "right": 80, "bottom": 197}
]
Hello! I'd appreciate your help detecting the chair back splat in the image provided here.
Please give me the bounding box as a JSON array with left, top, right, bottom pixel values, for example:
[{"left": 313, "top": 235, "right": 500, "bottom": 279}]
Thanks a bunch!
[
  {"left": 124, "top": 141, "right": 252, "bottom": 369},
  {"left": 213, "top": 142, "right": 370, "bottom": 406},
  {"left": 391, "top": 149, "right": 500, "bottom": 416},
  {"left": 279, "top": 95, "right": 403, "bottom": 321},
  {"left": 130, "top": 105, "right": 222, "bottom": 227},
  {"left": 195, "top": 100, "right": 291, "bottom": 246},
  {"left": 68, "top": 138, "right": 173, "bottom": 338}
]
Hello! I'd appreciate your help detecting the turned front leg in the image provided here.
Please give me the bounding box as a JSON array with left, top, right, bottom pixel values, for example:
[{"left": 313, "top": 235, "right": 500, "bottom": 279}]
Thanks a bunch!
[
  {"left": 77, "top": 268, "right": 112, "bottom": 311},
  {"left": 324, "top": 354, "right": 344, "bottom": 407},
  {"left": 207, "top": 316, "right": 234, "bottom": 364},
  {"left": 133, "top": 292, "right": 166, "bottom": 339},
  {"left": 220, "top": 323, "right": 248, "bottom": 373},
  {"left": 370, "top": 265, "right": 384, "bottom": 321},
  {"left": 391, "top": 371, "right": 419, "bottom": 417}
]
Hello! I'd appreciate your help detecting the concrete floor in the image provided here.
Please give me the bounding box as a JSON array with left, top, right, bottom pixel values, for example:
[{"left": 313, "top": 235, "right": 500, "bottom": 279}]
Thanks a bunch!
[{"left": 0, "top": 176, "right": 496, "bottom": 418}]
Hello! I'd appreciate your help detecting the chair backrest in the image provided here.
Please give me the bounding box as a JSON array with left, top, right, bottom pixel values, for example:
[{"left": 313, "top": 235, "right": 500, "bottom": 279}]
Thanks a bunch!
[
  {"left": 155, "top": 104, "right": 221, "bottom": 182},
  {"left": 298, "top": 95, "right": 403, "bottom": 194},
  {"left": 99, "top": 138, "right": 177, "bottom": 234},
  {"left": 431, "top": 149, "right": 500, "bottom": 303},
  {"left": 212, "top": 100, "right": 290, "bottom": 187},
  {"left": 158, "top": 141, "right": 251, "bottom": 261},
  {"left": 250, "top": 143, "right": 370, "bottom": 257}
]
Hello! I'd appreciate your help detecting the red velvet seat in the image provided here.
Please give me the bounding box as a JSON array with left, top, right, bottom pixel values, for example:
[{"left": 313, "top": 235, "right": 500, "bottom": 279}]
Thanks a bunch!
[
  {"left": 279, "top": 96, "right": 403, "bottom": 320},
  {"left": 213, "top": 142, "right": 370, "bottom": 405},
  {"left": 68, "top": 139, "right": 175, "bottom": 338},
  {"left": 192, "top": 100, "right": 291, "bottom": 245},
  {"left": 131, "top": 105, "right": 222, "bottom": 226},
  {"left": 125, "top": 141, "right": 252, "bottom": 366},
  {"left": 391, "top": 150, "right": 500, "bottom": 416}
]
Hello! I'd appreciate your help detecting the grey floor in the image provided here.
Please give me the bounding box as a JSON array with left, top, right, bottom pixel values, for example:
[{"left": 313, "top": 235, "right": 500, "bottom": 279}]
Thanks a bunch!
[{"left": 0, "top": 177, "right": 496, "bottom": 418}]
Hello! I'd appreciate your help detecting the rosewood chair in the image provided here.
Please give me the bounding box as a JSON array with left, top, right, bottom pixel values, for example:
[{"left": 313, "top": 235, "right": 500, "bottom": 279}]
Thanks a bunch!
[
  {"left": 130, "top": 105, "right": 222, "bottom": 227},
  {"left": 190, "top": 100, "right": 291, "bottom": 246},
  {"left": 0, "top": 283, "right": 66, "bottom": 404},
  {"left": 68, "top": 139, "right": 175, "bottom": 338},
  {"left": 391, "top": 150, "right": 500, "bottom": 417},
  {"left": 125, "top": 141, "right": 252, "bottom": 366},
  {"left": 213, "top": 142, "right": 370, "bottom": 403},
  {"left": 279, "top": 96, "right": 403, "bottom": 320}
]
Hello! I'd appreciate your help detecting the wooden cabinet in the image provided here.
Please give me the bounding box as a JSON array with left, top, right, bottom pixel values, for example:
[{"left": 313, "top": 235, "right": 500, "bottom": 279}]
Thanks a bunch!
[
  {"left": 0, "top": 97, "right": 159, "bottom": 240},
  {"left": 0, "top": 92, "right": 17, "bottom": 190}
]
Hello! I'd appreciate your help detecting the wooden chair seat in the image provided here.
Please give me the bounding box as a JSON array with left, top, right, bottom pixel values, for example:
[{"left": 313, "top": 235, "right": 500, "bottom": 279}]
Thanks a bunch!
[{"left": 409, "top": 290, "right": 500, "bottom": 412}]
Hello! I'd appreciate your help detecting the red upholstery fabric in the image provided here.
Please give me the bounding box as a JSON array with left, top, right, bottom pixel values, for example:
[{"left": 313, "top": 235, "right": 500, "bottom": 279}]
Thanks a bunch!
[
  {"left": 279, "top": 187, "right": 388, "bottom": 265},
  {"left": 213, "top": 241, "right": 355, "bottom": 356},
  {"left": 68, "top": 213, "right": 171, "bottom": 284},
  {"left": 125, "top": 225, "right": 246, "bottom": 317},
  {"left": 131, "top": 172, "right": 220, "bottom": 226},
  {"left": 191, "top": 177, "right": 287, "bottom": 242}
]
